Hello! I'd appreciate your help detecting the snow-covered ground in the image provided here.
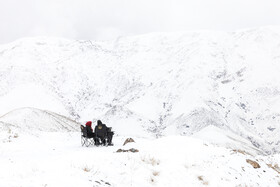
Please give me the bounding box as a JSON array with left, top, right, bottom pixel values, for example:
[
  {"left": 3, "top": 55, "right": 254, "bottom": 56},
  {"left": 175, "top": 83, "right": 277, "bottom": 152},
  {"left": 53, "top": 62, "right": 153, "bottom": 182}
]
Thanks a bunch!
[
  {"left": 1, "top": 27, "right": 280, "bottom": 186},
  {"left": 1, "top": 129, "right": 280, "bottom": 187}
]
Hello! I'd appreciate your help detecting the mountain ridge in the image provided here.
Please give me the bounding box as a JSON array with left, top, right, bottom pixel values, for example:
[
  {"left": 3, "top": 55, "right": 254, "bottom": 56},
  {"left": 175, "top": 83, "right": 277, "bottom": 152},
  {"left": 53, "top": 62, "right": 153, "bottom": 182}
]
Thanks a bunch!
[{"left": 1, "top": 27, "right": 280, "bottom": 154}]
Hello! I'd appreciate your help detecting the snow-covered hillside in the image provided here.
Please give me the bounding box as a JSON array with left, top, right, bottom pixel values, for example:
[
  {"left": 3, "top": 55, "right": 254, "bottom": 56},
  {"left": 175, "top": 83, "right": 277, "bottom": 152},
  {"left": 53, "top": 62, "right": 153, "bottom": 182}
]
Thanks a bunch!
[
  {"left": 1, "top": 129, "right": 280, "bottom": 187},
  {"left": 1, "top": 27, "right": 280, "bottom": 186},
  {"left": 1, "top": 27, "right": 280, "bottom": 154},
  {"left": 0, "top": 107, "right": 80, "bottom": 133}
]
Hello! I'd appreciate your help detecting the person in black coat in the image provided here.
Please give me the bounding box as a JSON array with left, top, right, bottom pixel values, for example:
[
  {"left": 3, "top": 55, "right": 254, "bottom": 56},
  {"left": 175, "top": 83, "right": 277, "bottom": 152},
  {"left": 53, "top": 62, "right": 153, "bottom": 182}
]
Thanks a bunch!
[{"left": 94, "top": 120, "right": 114, "bottom": 146}]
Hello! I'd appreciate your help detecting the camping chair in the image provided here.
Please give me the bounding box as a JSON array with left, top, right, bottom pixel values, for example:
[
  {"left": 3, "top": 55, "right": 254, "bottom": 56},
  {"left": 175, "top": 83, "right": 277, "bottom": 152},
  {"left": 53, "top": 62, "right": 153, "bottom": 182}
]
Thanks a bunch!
[{"left": 80, "top": 125, "right": 95, "bottom": 147}]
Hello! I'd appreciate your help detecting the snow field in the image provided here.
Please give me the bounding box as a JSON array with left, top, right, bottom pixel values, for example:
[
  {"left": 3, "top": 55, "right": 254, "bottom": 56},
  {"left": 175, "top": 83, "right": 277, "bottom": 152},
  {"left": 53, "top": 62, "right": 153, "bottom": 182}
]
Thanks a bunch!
[{"left": 0, "top": 131, "right": 279, "bottom": 187}]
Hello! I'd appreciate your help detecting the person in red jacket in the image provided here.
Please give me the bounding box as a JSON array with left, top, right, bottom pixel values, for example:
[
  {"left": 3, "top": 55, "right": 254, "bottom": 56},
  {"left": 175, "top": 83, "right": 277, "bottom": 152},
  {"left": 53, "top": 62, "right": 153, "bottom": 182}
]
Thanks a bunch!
[{"left": 85, "top": 121, "right": 95, "bottom": 138}]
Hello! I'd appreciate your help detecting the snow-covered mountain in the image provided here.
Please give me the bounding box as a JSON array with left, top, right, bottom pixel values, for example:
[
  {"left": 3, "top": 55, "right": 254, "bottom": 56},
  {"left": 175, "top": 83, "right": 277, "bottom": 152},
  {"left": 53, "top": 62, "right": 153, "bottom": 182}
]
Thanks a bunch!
[{"left": 1, "top": 27, "right": 280, "bottom": 154}]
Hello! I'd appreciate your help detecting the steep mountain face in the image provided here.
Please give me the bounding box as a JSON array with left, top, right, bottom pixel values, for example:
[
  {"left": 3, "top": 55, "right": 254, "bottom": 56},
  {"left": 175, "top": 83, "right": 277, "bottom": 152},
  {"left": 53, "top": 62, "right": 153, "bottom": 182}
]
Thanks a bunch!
[{"left": 1, "top": 27, "right": 280, "bottom": 154}]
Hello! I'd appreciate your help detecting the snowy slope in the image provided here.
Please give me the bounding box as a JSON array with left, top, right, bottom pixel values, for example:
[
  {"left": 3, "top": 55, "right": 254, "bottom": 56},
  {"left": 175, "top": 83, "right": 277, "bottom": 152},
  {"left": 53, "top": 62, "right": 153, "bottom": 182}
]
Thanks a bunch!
[
  {"left": 1, "top": 27, "right": 280, "bottom": 154},
  {"left": 0, "top": 107, "right": 80, "bottom": 133},
  {"left": 192, "top": 125, "right": 265, "bottom": 156},
  {"left": 1, "top": 132, "right": 280, "bottom": 187}
]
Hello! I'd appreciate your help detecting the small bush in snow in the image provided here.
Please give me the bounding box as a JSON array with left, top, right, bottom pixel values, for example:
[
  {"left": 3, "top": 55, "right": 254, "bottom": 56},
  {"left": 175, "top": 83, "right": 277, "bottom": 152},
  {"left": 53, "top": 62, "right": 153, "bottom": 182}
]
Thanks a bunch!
[
  {"left": 83, "top": 166, "right": 91, "bottom": 172},
  {"left": 198, "top": 176, "right": 208, "bottom": 185},
  {"left": 152, "top": 171, "right": 160, "bottom": 176},
  {"left": 141, "top": 155, "right": 160, "bottom": 166},
  {"left": 267, "top": 163, "right": 280, "bottom": 174}
]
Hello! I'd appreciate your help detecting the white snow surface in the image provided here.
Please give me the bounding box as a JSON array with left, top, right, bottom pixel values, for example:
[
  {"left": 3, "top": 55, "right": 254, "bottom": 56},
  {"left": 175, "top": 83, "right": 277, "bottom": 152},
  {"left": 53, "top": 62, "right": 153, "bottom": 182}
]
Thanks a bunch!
[
  {"left": 1, "top": 27, "right": 280, "bottom": 186},
  {"left": 1, "top": 129, "right": 280, "bottom": 187}
]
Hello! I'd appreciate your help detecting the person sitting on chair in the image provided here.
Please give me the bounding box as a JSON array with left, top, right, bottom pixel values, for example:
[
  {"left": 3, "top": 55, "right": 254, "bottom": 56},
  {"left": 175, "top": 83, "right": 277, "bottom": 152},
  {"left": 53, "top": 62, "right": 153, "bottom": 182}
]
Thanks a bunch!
[
  {"left": 85, "top": 121, "right": 95, "bottom": 138},
  {"left": 94, "top": 120, "right": 114, "bottom": 146}
]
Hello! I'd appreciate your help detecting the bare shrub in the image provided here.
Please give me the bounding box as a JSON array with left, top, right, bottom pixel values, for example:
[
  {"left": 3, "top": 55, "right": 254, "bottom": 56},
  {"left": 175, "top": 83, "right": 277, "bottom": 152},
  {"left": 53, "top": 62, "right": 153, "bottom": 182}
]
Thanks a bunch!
[
  {"left": 198, "top": 176, "right": 209, "bottom": 185},
  {"left": 141, "top": 155, "right": 160, "bottom": 166},
  {"left": 267, "top": 164, "right": 280, "bottom": 174},
  {"left": 148, "top": 158, "right": 160, "bottom": 166},
  {"left": 152, "top": 171, "right": 160, "bottom": 176},
  {"left": 232, "top": 149, "right": 252, "bottom": 156},
  {"left": 83, "top": 166, "right": 91, "bottom": 172},
  {"left": 150, "top": 176, "right": 157, "bottom": 184}
]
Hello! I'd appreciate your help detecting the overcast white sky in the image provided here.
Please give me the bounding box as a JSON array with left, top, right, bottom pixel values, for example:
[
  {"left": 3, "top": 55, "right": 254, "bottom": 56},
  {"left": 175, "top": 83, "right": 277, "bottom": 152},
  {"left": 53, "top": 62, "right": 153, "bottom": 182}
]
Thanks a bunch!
[{"left": 0, "top": 0, "right": 280, "bottom": 44}]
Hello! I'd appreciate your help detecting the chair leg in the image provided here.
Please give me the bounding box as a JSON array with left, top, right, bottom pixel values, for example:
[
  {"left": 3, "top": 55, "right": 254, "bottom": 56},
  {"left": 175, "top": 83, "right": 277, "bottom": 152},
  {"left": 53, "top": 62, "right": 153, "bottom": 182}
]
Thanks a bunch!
[
  {"left": 90, "top": 138, "right": 94, "bottom": 146},
  {"left": 85, "top": 139, "right": 90, "bottom": 147},
  {"left": 81, "top": 136, "right": 85, "bottom": 146}
]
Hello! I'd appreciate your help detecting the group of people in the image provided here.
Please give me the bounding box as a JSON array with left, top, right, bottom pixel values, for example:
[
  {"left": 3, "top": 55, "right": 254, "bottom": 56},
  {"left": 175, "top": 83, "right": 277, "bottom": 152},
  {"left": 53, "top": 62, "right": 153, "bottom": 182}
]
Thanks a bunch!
[{"left": 85, "top": 120, "right": 114, "bottom": 146}]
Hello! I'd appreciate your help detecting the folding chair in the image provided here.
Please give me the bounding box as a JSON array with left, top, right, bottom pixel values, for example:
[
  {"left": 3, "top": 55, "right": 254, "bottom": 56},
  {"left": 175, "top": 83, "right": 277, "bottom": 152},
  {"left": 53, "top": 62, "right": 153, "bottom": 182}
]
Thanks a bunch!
[{"left": 80, "top": 125, "right": 95, "bottom": 147}]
